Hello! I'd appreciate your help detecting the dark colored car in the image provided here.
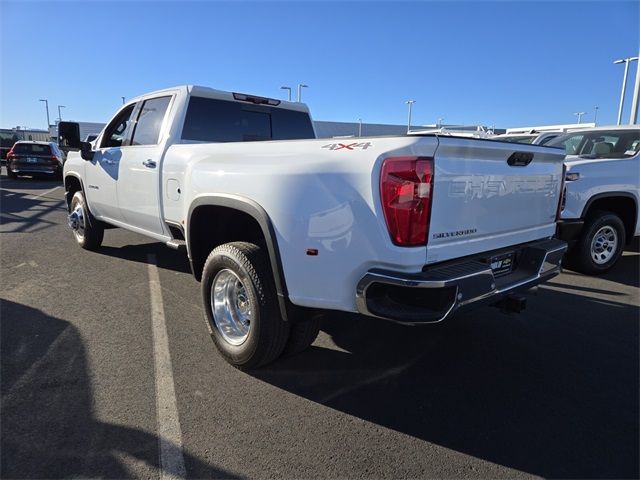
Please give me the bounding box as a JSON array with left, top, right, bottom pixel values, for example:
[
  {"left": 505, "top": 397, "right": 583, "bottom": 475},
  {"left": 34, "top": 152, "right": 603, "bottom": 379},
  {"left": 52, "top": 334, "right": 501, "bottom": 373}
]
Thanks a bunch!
[{"left": 6, "top": 141, "right": 65, "bottom": 179}]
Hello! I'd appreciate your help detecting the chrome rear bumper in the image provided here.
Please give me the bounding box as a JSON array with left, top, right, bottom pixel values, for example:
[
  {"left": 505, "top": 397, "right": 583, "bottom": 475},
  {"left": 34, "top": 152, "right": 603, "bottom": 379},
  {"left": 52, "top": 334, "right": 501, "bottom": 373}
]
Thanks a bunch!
[{"left": 356, "top": 238, "right": 567, "bottom": 324}]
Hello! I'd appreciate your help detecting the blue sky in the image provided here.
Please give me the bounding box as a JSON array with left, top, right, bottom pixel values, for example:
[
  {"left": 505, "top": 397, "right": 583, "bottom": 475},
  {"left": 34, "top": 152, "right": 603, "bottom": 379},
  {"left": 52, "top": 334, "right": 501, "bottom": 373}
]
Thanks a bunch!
[{"left": 1, "top": 1, "right": 639, "bottom": 130}]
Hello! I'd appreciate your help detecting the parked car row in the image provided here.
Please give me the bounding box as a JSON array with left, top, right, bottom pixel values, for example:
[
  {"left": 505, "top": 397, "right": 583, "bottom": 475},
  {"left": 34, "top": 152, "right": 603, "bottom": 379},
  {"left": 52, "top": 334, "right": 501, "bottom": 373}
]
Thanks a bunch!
[{"left": 3, "top": 110, "right": 638, "bottom": 282}]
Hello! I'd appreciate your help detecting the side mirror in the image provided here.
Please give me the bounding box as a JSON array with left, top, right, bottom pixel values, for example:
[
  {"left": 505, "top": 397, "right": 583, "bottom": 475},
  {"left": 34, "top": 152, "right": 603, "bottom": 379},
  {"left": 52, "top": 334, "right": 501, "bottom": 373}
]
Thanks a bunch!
[
  {"left": 80, "top": 141, "right": 94, "bottom": 161},
  {"left": 58, "top": 121, "right": 81, "bottom": 150}
]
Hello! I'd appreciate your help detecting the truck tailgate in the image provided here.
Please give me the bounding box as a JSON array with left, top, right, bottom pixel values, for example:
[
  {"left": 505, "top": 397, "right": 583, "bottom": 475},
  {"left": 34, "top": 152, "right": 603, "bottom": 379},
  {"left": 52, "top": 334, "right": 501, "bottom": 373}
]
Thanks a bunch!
[{"left": 426, "top": 137, "right": 564, "bottom": 264}]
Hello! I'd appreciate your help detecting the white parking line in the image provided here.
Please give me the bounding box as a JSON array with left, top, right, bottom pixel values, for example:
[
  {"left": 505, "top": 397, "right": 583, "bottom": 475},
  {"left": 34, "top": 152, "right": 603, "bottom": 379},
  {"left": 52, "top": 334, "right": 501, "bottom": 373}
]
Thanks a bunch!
[
  {"left": 28, "top": 186, "right": 61, "bottom": 200},
  {"left": 148, "top": 254, "right": 187, "bottom": 480}
]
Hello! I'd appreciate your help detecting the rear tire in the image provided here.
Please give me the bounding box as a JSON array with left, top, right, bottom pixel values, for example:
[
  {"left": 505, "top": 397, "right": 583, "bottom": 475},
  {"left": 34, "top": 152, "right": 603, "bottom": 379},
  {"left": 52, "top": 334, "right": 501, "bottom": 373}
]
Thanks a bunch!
[
  {"left": 282, "top": 313, "right": 321, "bottom": 357},
  {"left": 69, "top": 191, "right": 104, "bottom": 250},
  {"left": 202, "top": 242, "right": 290, "bottom": 369},
  {"left": 570, "top": 211, "right": 625, "bottom": 274}
]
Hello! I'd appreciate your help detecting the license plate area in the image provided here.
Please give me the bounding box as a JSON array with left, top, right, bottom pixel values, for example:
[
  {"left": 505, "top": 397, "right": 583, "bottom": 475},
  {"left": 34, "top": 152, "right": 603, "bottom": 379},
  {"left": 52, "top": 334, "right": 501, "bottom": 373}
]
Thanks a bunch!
[
  {"left": 489, "top": 251, "right": 515, "bottom": 277},
  {"left": 26, "top": 157, "right": 39, "bottom": 163}
]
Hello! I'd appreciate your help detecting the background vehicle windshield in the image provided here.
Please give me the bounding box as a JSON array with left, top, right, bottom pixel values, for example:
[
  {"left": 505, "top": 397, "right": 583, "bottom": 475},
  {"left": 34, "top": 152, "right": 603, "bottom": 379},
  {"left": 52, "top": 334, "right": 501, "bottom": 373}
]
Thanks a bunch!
[
  {"left": 548, "top": 130, "right": 640, "bottom": 158},
  {"left": 13, "top": 143, "right": 52, "bottom": 155}
]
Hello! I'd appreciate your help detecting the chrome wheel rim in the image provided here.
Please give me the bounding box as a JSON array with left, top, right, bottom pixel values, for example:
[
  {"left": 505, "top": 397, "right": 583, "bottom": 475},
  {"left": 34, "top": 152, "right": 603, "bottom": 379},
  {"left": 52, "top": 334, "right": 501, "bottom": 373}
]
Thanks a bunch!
[
  {"left": 68, "top": 203, "right": 86, "bottom": 241},
  {"left": 211, "top": 269, "right": 252, "bottom": 345},
  {"left": 590, "top": 226, "right": 618, "bottom": 265}
]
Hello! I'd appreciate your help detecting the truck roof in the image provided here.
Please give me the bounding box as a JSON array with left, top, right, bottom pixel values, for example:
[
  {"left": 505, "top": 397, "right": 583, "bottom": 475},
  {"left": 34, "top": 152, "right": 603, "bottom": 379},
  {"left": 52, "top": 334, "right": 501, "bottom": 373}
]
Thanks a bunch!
[{"left": 125, "top": 85, "right": 310, "bottom": 113}]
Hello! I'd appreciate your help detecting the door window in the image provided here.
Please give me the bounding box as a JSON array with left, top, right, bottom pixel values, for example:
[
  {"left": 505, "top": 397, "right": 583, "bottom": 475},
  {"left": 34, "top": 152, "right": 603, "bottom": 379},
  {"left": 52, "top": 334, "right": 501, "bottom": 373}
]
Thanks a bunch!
[
  {"left": 131, "top": 96, "right": 172, "bottom": 146},
  {"left": 100, "top": 105, "right": 136, "bottom": 149}
]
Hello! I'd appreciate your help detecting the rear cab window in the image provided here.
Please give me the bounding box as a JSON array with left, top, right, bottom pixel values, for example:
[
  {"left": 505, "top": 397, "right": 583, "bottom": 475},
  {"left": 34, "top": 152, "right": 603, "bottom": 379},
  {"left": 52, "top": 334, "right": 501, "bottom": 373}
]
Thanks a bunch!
[
  {"left": 13, "top": 143, "right": 52, "bottom": 155},
  {"left": 181, "top": 96, "right": 315, "bottom": 143}
]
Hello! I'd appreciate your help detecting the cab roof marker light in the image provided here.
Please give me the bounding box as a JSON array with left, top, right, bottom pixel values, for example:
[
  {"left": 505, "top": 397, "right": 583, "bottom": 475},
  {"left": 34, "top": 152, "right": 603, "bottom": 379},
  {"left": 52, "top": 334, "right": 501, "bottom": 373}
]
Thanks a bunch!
[{"left": 232, "top": 92, "right": 281, "bottom": 106}]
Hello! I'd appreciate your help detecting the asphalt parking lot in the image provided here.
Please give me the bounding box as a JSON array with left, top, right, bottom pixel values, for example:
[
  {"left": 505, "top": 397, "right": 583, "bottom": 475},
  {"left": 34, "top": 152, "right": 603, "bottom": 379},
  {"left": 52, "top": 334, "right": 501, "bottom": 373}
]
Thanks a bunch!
[{"left": 1, "top": 173, "right": 638, "bottom": 479}]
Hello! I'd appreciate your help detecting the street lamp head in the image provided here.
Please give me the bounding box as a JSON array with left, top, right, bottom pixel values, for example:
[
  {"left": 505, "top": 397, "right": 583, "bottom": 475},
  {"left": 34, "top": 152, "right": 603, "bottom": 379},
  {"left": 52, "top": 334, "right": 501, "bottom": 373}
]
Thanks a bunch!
[
  {"left": 406, "top": 100, "right": 415, "bottom": 104},
  {"left": 614, "top": 57, "right": 639, "bottom": 64},
  {"left": 280, "top": 86, "right": 290, "bottom": 89},
  {"left": 299, "top": 84, "right": 308, "bottom": 88}
]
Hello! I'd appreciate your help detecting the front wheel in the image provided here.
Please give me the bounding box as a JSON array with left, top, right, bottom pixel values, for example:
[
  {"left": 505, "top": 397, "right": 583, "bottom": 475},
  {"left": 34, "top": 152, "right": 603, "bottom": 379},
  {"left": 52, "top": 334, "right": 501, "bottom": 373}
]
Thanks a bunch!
[
  {"left": 571, "top": 211, "right": 625, "bottom": 274},
  {"left": 68, "top": 190, "right": 104, "bottom": 250},
  {"left": 202, "top": 242, "right": 290, "bottom": 369}
]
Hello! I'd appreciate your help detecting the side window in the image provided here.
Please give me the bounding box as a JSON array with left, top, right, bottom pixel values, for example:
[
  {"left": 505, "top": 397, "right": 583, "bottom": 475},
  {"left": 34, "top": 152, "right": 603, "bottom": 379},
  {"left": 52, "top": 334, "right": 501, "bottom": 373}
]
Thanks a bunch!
[
  {"left": 564, "top": 135, "right": 584, "bottom": 155},
  {"left": 131, "top": 96, "right": 171, "bottom": 146},
  {"left": 100, "top": 105, "right": 136, "bottom": 149}
]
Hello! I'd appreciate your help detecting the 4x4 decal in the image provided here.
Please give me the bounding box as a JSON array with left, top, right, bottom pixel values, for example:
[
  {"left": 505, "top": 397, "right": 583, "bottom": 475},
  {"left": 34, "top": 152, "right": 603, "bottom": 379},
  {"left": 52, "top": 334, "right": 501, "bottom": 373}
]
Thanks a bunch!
[{"left": 321, "top": 142, "right": 373, "bottom": 151}]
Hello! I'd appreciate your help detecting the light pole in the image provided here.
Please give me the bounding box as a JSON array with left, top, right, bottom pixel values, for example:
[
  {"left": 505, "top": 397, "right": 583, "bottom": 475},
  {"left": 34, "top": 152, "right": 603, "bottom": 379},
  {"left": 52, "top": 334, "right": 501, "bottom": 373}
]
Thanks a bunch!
[
  {"left": 437, "top": 117, "right": 444, "bottom": 128},
  {"left": 614, "top": 56, "right": 639, "bottom": 125},
  {"left": 630, "top": 54, "right": 640, "bottom": 124},
  {"left": 593, "top": 106, "right": 599, "bottom": 125},
  {"left": 57, "top": 105, "right": 66, "bottom": 121},
  {"left": 297, "top": 84, "right": 308, "bottom": 103},
  {"left": 39, "top": 99, "right": 50, "bottom": 128},
  {"left": 574, "top": 111, "right": 586, "bottom": 124},
  {"left": 358, "top": 118, "right": 362, "bottom": 137},
  {"left": 121, "top": 96, "right": 126, "bottom": 105},
  {"left": 405, "top": 100, "right": 415, "bottom": 133},
  {"left": 280, "top": 86, "right": 292, "bottom": 101}
]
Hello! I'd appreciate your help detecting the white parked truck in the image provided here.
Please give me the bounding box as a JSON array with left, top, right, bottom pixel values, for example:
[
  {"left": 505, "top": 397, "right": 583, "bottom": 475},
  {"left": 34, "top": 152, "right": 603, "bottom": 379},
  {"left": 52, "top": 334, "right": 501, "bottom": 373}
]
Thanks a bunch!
[
  {"left": 550, "top": 125, "right": 640, "bottom": 273},
  {"left": 60, "top": 85, "right": 567, "bottom": 369}
]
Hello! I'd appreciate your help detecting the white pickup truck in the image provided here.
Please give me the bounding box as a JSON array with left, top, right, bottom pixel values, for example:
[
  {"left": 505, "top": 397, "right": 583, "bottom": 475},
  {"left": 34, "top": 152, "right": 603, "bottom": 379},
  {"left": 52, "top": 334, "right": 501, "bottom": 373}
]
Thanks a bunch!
[
  {"left": 60, "top": 85, "right": 567, "bottom": 369},
  {"left": 550, "top": 126, "right": 640, "bottom": 273}
]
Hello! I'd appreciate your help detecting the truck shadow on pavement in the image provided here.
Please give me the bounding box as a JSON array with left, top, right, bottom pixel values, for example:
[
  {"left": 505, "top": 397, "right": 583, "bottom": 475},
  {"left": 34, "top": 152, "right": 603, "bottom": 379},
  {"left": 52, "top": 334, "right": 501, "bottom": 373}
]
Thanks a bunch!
[
  {"left": 599, "top": 246, "right": 640, "bottom": 288},
  {"left": 563, "top": 247, "right": 639, "bottom": 289},
  {"left": 0, "top": 172, "right": 62, "bottom": 188},
  {"left": 97, "top": 241, "right": 193, "bottom": 275},
  {"left": 255, "top": 287, "right": 639, "bottom": 479},
  {"left": 0, "top": 184, "right": 65, "bottom": 234},
  {"left": 0, "top": 299, "right": 237, "bottom": 479}
]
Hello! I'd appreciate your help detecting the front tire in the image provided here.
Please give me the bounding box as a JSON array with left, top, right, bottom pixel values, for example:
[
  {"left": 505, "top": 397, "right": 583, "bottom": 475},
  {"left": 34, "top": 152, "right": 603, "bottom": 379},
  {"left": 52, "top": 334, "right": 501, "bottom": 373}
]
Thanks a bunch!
[
  {"left": 202, "top": 242, "right": 290, "bottom": 369},
  {"left": 571, "top": 211, "right": 625, "bottom": 274},
  {"left": 69, "top": 191, "right": 104, "bottom": 250}
]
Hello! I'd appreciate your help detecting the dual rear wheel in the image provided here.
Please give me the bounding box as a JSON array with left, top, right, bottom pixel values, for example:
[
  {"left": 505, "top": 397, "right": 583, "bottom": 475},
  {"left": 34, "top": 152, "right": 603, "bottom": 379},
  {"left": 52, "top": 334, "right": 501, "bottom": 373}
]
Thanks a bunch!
[{"left": 202, "top": 242, "right": 320, "bottom": 369}]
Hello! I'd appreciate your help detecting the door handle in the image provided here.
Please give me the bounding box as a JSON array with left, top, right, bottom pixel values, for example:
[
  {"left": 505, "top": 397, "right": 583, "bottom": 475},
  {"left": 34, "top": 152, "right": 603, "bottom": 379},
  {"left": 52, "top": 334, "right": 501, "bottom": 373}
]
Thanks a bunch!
[{"left": 143, "top": 159, "right": 157, "bottom": 168}]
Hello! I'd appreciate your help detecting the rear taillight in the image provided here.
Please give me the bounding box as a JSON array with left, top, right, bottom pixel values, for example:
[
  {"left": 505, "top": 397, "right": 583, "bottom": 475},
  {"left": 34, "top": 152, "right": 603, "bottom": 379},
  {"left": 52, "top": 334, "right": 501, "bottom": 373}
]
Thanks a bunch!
[
  {"left": 6, "top": 148, "right": 14, "bottom": 160},
  {"left": 50, "top": 155, "right": 58, "bottom": 163},
  {"left": 380, "top": 156, "right": 434, "bottom": 246}
]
